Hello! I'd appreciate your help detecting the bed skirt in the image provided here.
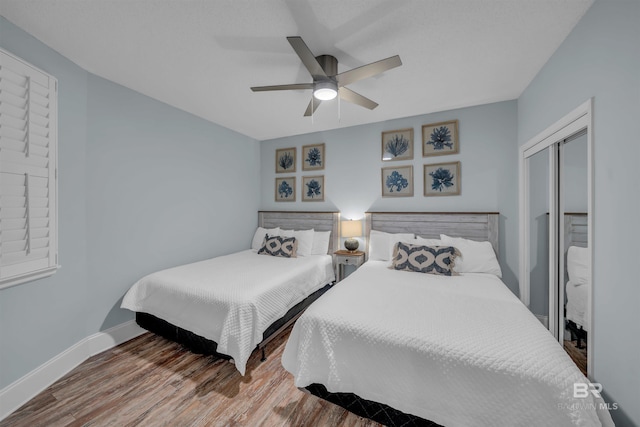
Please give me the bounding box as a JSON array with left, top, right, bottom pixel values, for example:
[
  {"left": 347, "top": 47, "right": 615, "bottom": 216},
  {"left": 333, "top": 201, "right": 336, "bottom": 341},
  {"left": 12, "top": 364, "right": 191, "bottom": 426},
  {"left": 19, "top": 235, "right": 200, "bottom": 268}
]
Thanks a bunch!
[
  {"left": 135, "top": 282, "right": 334, "bottom": 360},
  {"left": 304, "top": 383, "right": 442, "bottom": 427}
]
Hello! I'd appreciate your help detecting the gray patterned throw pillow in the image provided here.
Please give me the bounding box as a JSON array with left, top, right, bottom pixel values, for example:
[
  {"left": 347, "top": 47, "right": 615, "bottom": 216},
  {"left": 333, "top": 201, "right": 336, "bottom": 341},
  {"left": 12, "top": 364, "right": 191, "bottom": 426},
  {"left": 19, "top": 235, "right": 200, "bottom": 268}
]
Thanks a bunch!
[
  {"left": 391, "top": 242, "right": 459, "bottom": 275},
  {"left": 258, "top": 235, "right": 298, "bottom": 258}
]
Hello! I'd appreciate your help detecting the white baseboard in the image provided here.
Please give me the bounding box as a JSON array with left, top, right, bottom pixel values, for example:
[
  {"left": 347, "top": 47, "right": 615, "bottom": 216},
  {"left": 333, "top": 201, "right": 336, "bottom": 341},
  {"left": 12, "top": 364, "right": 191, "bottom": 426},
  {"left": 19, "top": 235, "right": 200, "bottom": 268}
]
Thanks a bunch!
[
  {"left": 87, "top": 320, "right": 145, "bottom": 356},
  {"left": 535, "top": 314, "right": 549, "bottom": 329},
  {"left": 0, "top": 320, "right": 145, "bottom": 422},
  {"left": 0, "top": 339, "right": 89, "bottom": 422}
]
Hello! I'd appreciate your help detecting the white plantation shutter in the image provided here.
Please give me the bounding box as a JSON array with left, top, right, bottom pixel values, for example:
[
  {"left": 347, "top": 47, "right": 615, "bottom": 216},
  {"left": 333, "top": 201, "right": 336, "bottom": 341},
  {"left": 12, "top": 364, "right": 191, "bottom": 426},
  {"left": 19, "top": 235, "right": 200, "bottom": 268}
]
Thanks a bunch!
[{"left": 0, "top": 48, "right": 58, "bottom": 288}]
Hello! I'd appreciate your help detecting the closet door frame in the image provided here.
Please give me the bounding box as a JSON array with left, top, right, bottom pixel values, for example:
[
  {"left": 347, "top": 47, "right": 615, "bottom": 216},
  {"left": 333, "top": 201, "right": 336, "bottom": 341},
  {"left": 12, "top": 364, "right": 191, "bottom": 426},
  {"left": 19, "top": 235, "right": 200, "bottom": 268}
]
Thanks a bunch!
[{"left": 519, "top": 98, "right": 593, "bottom": 378}]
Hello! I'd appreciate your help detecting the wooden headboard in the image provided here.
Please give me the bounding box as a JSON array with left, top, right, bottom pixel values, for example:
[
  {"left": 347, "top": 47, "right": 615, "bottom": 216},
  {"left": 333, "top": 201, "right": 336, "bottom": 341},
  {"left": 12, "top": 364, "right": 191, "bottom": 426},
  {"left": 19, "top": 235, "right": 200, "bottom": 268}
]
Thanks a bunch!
[
  {"left": 564, "top": 213, "right": 588, "bottom": 250},
  {"left": 258, "top": 211, "right": 340, "bottom": 255},
  {"left": 365, "top": 212, "right": 500, "bottom": 257}
]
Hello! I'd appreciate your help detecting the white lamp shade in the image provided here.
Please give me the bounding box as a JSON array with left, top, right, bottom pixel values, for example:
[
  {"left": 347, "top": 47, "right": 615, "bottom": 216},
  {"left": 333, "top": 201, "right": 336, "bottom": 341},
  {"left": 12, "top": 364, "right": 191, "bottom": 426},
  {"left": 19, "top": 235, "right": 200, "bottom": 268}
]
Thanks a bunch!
[{"left": 341, "top": 220, "right": 363, "bottom": 238}]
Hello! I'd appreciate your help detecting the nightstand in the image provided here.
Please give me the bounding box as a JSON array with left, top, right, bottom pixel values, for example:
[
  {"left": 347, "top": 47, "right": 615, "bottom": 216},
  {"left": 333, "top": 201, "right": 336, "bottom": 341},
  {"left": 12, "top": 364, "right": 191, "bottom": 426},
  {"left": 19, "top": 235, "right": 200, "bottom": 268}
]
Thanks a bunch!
[{"left": 334, "top": 250, "right": 365, "bottom": 282}]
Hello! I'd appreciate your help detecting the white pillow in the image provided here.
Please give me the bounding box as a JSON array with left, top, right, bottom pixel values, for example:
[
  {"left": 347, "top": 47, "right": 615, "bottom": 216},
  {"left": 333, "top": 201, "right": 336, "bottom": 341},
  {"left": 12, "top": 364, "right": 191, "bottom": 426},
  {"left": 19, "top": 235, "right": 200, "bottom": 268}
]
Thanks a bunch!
[
  {"left": 368, "top": 230, "right": 389, "bottom": 261},
  {"left": 312, "top": 230, "right": 331, "bottom": 255},
  {"left": 415, "top": 237, "right": 443, "bottom": 246},
  {"left": 280, "top": 229, "right": 314, "bottom": 257},
  {"left": 251, "top": 227, "right": 280, "bottom": 251},
  {"left": 369, "top": 230, "right": 415, "bottom": 261},
  {"left": 440, "top": 234, "right": 502, "bottom": 277},
  {"left": 567, "top": 246, "right": 589, "bottom": 285}
]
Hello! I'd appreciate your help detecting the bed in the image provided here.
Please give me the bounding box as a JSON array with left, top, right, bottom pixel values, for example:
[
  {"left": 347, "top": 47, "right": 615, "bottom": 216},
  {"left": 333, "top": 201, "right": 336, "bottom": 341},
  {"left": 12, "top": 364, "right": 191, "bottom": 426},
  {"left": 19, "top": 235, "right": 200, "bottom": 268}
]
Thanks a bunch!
[
  {"left": 282, "top": 212, "right": 613, "bottom": 427},
  {"left": 121, "top": 211, "right": 339, "bottom": 375},
  {"left": 564, "top": 213, "right": 589, "bottom": 348}
]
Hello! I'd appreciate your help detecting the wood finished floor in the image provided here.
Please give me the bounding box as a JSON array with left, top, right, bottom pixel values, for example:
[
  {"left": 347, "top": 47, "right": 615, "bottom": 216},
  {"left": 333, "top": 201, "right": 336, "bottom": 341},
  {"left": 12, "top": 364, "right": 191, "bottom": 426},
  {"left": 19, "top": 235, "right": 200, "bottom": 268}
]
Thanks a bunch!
[
  {"left": 564, "top": 339, "right": 588, "bottom": 376},
  {"left": 1, "top": 327, "right": 382, "bottom": 427}
]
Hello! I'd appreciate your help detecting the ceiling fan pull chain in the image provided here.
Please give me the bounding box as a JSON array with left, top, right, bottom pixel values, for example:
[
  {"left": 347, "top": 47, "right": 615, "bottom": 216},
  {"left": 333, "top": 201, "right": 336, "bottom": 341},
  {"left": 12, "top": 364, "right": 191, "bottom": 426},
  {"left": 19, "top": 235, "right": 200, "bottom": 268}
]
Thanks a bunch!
[{"left": 338, "top": 91, "right": 341, "bottom": 122}]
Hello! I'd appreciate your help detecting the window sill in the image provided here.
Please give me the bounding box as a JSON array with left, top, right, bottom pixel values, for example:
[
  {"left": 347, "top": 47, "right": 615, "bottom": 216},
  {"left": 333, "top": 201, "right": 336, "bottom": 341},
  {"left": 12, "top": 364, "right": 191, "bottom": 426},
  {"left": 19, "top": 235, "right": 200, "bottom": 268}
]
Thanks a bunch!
[{"left": 0, "top": 265, "right": 60, "bottom": 290}]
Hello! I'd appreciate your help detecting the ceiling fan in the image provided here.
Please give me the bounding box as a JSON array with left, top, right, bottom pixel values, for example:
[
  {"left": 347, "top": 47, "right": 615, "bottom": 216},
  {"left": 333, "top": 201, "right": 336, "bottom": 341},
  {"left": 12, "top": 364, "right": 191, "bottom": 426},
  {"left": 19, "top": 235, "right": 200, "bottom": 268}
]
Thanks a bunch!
[{"left": 251, "top": 36, "right": 402, "bottom": 116}]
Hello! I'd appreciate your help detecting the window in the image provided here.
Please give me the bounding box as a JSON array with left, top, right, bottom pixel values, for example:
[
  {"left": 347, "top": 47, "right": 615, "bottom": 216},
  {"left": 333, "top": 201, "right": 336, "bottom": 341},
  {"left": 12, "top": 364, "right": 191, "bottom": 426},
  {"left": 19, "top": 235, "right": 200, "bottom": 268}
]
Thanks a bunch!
[{"left": 0, "top": 48, "right": 58, "bottom": 289}]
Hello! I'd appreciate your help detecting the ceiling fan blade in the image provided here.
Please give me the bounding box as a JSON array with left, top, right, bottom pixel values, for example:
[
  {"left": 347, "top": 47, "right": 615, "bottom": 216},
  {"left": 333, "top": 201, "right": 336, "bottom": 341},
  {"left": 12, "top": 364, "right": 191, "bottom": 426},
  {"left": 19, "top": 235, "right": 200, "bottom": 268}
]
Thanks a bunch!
[
  {"left": 287, "top": 36, "right": 327, "bottom": 79},
  {"left": 336, "top": 55, "right": 402, "bottom": 87},
  {"left": 304, "top": 98, "right": 322, "bottom": 117},
  {"left": 251, "top": 83, "right": 314, "bottom": 92},
  {"left": 339, "top": 87, "right": 378, "bottom": 110}
]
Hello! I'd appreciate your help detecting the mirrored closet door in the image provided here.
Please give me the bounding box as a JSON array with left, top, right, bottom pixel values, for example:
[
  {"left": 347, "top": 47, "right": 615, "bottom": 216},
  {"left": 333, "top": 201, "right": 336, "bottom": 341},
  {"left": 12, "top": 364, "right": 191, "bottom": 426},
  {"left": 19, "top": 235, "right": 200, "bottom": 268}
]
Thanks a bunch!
[
  {"left": 520, "top": 100, "right": 593, "bottom": 377},
  {"left": 559, "top": 132, "right": 589, "bottom": 376}
]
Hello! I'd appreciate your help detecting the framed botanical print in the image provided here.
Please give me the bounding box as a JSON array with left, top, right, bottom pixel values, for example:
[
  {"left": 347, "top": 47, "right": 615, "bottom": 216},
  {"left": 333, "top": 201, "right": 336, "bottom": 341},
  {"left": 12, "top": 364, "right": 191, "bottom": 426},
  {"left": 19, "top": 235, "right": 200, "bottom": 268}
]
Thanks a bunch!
[
  {"left": 302, "top": 143, "right": 325, "bottom": 171},
  {"left": 422, "top": 120, "right": 459, "bottom": 157},
  {"left": 275, "top": 147, "right": 296, "bottom": 173},
  {"left": 381, "top": 165, "right": 413, "bottom": 197},
  {"left": 381, "top": 128, "right": 414, "bottom": 161},
  {"left": 424, "top": 162, "right": 461, "bottom": 196},
  {"left": 275, "top": 177, "right": 296, "bottom": 202},
  {"left": 302, "top": 175, "right": 325, "bottom": 201}
]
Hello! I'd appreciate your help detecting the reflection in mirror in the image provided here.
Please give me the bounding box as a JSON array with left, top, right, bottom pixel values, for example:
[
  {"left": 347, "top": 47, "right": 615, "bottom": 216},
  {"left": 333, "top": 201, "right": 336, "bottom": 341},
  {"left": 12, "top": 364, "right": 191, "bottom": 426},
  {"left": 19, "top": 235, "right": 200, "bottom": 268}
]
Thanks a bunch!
[
  {"left": 528, "top": 148, "right": 550, "bottom": 324},
  {"left": 561, "top": 133, "right": 589, "bottom": 375}
]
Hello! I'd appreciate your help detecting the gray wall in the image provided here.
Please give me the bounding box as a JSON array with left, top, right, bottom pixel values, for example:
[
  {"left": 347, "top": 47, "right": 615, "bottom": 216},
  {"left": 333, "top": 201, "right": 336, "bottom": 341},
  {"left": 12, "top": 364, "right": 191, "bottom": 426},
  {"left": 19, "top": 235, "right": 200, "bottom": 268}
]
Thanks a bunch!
[
  {"left": 527, "top": 149, "right": 550, "bottom": 317},
  {"left": 517, "top": 1, "right": 640, "bottom": 425},
  {"left": 260, "top": 101, "right": 520, "bottom": 295},
  {"left": 0, "top": 16, "right": 260, "bottom": 388},
  {"left": 85, "top": 74, "right": 260, "bottom": 332},
  {"left": 563, "top": 134, "right": 588, "bottom": 213}
]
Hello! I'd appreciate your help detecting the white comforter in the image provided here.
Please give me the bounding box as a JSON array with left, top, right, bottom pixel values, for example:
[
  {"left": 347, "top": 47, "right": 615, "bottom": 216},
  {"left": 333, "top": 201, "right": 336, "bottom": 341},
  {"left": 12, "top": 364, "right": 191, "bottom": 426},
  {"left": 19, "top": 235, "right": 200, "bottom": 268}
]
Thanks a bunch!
[
  {"left": 566, "top": 279, "right": 590, "bottom": 332},
  {"left": 122, "top": 250, "right": 333, "bottom": 375},
  {"left": 282, "top": 261, "right": 612, "bottom": 427}
]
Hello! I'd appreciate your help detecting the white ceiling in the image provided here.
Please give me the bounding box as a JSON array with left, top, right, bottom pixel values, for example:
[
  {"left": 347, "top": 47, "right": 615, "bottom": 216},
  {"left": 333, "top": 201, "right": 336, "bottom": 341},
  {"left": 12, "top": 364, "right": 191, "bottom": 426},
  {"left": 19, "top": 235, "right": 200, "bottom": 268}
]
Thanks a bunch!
[{"left": 0, "top": 0, "right": 592, "bottom": 141}]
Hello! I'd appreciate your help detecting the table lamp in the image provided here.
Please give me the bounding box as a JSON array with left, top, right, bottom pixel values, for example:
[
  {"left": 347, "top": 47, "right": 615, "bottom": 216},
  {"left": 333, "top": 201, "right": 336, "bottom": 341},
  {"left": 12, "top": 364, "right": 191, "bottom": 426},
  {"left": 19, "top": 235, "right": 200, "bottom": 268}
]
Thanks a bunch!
[{"left": 341, "top": 219, "right": 363, "bottom": 252}]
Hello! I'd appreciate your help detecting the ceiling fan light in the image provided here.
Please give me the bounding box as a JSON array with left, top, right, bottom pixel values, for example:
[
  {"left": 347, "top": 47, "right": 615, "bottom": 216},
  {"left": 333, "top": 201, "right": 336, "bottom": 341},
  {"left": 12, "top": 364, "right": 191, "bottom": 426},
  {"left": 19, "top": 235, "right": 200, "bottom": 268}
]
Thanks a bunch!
[{"left": 314, "top": 81, "right": 338, "bottom": 100}]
